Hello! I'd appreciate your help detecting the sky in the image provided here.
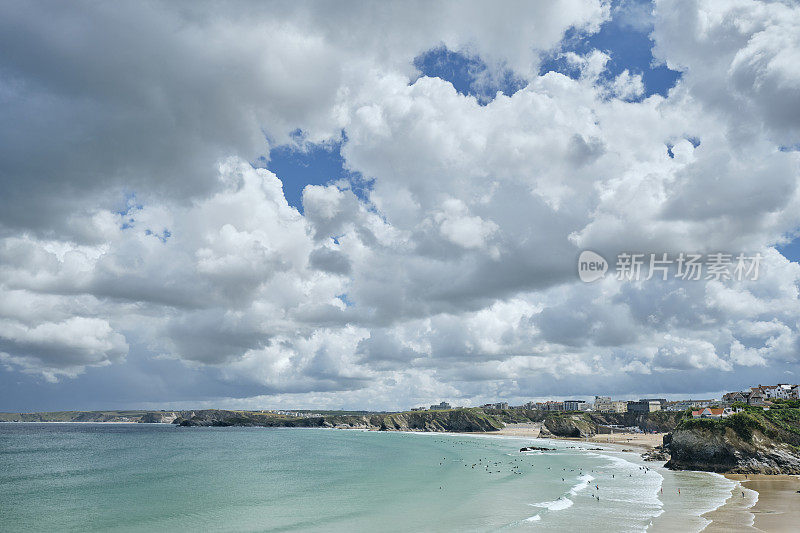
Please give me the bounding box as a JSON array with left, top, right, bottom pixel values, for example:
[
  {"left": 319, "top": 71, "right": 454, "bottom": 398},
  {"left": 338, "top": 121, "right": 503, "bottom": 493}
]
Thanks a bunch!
[{"left": 1, "top": 0, "right": 800, "bottom": 412}]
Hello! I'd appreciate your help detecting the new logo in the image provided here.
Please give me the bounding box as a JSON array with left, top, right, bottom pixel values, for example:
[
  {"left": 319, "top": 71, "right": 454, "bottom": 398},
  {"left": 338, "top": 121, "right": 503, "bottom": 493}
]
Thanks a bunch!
[{"left": 578, "top": 250, "right": 608, "bottom": 282}]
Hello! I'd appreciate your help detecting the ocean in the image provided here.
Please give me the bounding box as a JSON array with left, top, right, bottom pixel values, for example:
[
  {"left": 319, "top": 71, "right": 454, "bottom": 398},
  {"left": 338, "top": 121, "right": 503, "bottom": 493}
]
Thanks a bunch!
[{"left": 0, "top": 423, "right": 736, "bottom": 532}]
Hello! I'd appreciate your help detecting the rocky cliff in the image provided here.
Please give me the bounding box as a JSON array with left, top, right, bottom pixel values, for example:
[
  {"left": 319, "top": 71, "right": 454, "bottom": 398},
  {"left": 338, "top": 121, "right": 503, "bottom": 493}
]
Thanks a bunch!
[
  {"left": 511, "top": 410, "right": 682, "bottom": 438},
  {"left": 1, "top": 407, "right": 684, "bottom": 436},
  {"left": 538, "top": 414, "right": 596, "bottom": 438},
  {"left": 664, "top": 409, "right": 800, "bottom": 474},
  {"left": 378, "top": 409, "right": 503, "bottom": 432},
  {"left": 174, "top": 408, "right": 504, "bottom": 432}
]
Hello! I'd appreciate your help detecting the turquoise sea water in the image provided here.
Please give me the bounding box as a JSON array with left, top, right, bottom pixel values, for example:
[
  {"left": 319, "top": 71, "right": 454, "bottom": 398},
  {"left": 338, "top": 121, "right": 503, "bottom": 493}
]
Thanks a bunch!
[{"left": 0, "top": 424, "right": 734, "bottom": 532}]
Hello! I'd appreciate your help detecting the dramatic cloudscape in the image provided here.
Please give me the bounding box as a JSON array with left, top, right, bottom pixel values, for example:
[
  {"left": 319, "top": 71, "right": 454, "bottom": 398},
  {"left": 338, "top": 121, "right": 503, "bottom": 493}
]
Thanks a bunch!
[{"left": 1, "top": 0, "right": 799, "bottom": 411}]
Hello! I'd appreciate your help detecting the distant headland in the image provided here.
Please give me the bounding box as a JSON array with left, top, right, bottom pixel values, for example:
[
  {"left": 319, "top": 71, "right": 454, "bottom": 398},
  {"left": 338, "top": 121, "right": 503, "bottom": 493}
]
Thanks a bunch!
[{"left": 5, "top": 398, "right": 800, "bottom": 475}]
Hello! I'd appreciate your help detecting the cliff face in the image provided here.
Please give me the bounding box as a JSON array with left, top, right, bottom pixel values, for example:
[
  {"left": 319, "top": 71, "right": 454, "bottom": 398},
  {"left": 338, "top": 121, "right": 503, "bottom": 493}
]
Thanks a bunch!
[
  {"left": 174, "top": 408, "right": 504, "bottom": 432},
  {"left": 0, "top": 410, "right": 159, "bottom": 423},
  {"left": 539, "top": 414, "right": 595, "bottom": 438},
  {"left": 592, "top": 411, "right": 683, "bottom": 433},
  {"left": 665, "top": 427, "right": 800, "bottom": 474},
  {"left": 518, "top": 410, "right": 682, "bottom": 438},
  {"left": 379, "top": 410, "right": 503, "bottom": 432},
  {"left": 1, "top": 407, "right": 683, "bottom": 436},
  {"left": 664, "top": 409, "right": 800, "bottom": 474}
]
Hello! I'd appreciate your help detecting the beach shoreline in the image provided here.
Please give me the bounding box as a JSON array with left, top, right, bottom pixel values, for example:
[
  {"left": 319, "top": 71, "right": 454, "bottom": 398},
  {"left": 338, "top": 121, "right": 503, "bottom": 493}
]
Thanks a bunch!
[
  {"left": 721, "top": 474, "right": 800, "bottom": 532},
  {"left": 486, "top": 424, "right": 800, "bottom": 532},
  {"left": 490, "top": 422, "right": 665, "bottom": 450},
  {"left": 698, "top": 474, "right": 800, "bottom": 532}
]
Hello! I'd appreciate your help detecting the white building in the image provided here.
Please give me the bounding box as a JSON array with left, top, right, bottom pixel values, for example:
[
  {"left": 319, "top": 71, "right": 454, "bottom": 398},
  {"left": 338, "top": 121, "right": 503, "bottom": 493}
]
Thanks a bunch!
[
  {"left": 543, "top": 401, "right": 564, "bottom": 411},
  {"left": 760, "top": 384, "right": 794, "bottom": 400},
  {"left": 563, "top": 400, "right": 586, "bottom": 411},
  {"left": 593, "top": 396, "right": 612, "bottom": 412},
  {"left": 607, "top": 401, "right": 628, "bottom": 413}
]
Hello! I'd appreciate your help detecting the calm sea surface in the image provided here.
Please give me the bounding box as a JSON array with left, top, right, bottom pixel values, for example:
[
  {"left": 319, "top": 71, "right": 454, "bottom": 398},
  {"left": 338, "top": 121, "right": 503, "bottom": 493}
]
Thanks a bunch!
[{"left": 0, "top": 423, "right": 733, "bottom": 532}]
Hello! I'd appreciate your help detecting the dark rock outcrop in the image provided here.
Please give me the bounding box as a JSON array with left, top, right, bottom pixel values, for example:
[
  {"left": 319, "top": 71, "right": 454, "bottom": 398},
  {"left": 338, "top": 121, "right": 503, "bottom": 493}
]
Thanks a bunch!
[
  {"left": 173, "top": 408, "right": 504, "bottom": 433},
  {"left": 378, "top": 409, "right": 503, "bottom": 432},
  {"left": 541, "top": 414, "right": 595, "bottom": 438},
  {"left": 665, "top": 427, "right": 800, "bottom": 474},
  {"left": 641, "top": 447, "right": 669, "bottom": 462},
  {"left": 0, "top": 407, "right": 685, "bottom": 438}
]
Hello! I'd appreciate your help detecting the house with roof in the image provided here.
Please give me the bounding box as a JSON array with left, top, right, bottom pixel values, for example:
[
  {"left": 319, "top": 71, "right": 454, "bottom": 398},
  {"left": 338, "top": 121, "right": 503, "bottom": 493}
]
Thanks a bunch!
[
  {"left": 748, "top": 388, "right": 766, "bottom": 406},
  {"left": 691, "top": 407, "right": 733, "bottom": 419},
  {"left": 722, "top": 391, "right": 749, "bottom": 403},
  {"left": 768, "top": 384, "right": 793, "bottom": 400},
  {"left": 750, "top": 383, "right": 796, "bottom": 400}
]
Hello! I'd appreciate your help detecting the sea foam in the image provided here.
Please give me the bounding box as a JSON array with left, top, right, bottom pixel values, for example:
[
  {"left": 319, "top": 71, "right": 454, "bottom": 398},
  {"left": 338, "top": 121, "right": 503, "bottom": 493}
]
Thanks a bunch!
[
  {"left": 569, "top": 473, "right": 595, "bottom": 495},
  {"left": 531, "top": 497, "right": 574, "bottom": 511}
]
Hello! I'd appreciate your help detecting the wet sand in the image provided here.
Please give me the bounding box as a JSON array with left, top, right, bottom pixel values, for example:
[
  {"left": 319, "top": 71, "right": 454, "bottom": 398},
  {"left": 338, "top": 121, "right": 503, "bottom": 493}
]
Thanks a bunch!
[
  {"left": 700, "top": 477, "right": 759, "bottom": 532},
  {"left": 493, "top": 425, "right": 799, "bottom": 531},
  {"left": 722, "top": 474, "right": 800, "bottom": 532}
]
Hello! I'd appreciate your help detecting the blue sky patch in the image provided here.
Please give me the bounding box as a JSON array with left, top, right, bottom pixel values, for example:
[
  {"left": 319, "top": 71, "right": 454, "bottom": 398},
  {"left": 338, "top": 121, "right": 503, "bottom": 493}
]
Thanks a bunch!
[
  {"left": 777, "top": 235, "right": 800, "bottom": 263},
  {"left": 117, "top": 193, "right": 143, "bottom": 230},
  {"left": 413, "top": 47, "right": 526, "bottom": 104},
  {"left": 540, "top": 3, "right": 681, "bottom": 98},
  {"left": 261, "top": 134, "right": 371, "bottom": 212}
]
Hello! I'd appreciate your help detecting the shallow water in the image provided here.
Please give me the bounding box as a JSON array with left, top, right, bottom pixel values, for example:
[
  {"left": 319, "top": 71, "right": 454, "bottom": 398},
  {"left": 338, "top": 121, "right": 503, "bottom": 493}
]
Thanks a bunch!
[{"left": 0, "top": 424, "right": 731, "bottom": 532}]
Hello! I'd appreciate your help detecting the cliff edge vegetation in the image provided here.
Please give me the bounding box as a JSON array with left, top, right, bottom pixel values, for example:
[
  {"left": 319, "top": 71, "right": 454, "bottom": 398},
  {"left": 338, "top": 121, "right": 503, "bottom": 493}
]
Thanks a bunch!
[{"left": 665, "top": 401, "right": 800, "bottom": 474}]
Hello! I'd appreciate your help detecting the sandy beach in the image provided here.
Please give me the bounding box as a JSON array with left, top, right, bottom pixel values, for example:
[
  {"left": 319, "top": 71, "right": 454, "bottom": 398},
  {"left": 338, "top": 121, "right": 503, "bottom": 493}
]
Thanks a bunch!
[
  {"left": 584, "top": 431, "right": 665, "bottom": 450},
  {"left": 494, "top": 423, "right": 665, "bottom": 450},
  {"left": 493, "top": 422, "right": 543, "bottom": 438},
  {"left": 700, "top": 477, "right": 759, "bottom": 532},
  {"left": 716, "top": 474, "right": 800, "bottom": 532},
  {"left": 494, "top": 424, "right": 800, "bottom": 531}
]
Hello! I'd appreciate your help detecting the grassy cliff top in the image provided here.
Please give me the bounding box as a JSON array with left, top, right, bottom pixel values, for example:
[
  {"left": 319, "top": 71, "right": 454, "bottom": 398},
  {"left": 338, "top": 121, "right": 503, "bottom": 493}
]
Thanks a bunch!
[{"left": 676, "top": 402, "right": 800, "bottom": 447}]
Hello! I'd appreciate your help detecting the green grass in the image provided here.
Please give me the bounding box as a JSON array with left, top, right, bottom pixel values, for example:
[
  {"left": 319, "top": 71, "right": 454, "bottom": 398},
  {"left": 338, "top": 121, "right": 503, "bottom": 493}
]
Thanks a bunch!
[{"left": 677, "top": 407, "right": 800, "bottom": 443}]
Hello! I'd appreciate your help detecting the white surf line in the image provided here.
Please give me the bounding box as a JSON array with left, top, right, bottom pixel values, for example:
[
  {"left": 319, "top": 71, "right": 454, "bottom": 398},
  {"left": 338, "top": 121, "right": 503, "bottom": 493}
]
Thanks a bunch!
[{"left": 697, "top": 475, "right": 758, "bottom": 532}]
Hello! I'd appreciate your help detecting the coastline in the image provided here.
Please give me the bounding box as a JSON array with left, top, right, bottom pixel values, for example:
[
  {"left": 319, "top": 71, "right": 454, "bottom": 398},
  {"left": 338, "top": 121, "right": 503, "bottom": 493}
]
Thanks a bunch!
[
  {"left": 698, "top": 476, "right": 759, "bottom": 532},
  {"left": 486, "top": 424, "right": 800, "bottom": 532},
  {"left": 6, "top": 420, "right": 798, "bottom": 530},
  {"left": 722, "top": 474, "right": 800, "bottom": 532},
  {"left": 492, "top": 422, "right": 665, "bottom": 451},
  {"left": 7, "top": 420, "right": 800, "bottom": 531},
  {"left": 0, "top": 420, "right": 153, "bottom": 424}
]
